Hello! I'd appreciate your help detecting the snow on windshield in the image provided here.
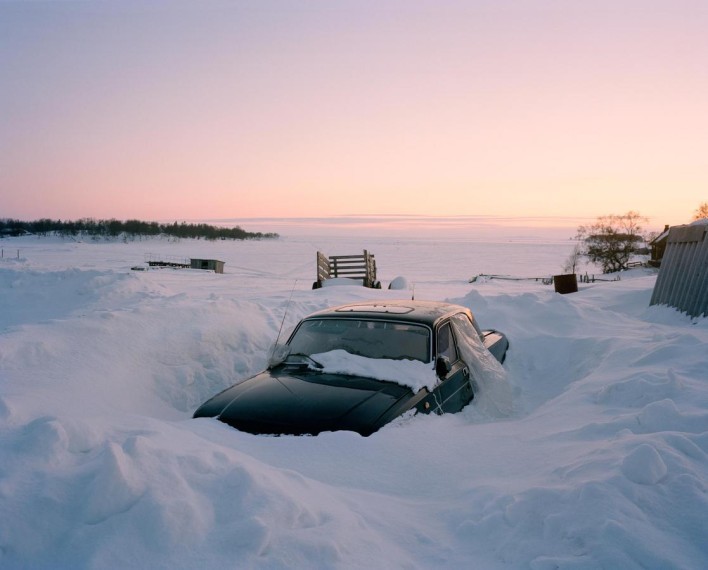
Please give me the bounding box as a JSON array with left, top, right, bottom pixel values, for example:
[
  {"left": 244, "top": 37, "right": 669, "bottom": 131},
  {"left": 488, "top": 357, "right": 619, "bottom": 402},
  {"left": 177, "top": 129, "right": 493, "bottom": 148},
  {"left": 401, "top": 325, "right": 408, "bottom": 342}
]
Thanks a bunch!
[{"left": 311, "top": 349, "right": 437, "bottom": 392}]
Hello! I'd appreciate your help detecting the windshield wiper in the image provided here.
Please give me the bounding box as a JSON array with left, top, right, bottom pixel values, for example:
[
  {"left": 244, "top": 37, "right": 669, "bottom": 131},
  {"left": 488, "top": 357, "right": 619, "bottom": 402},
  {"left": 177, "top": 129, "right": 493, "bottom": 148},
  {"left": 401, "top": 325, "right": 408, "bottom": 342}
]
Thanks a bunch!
[{"left": 285, "top": 353, "right": 324, "bottom": 369}]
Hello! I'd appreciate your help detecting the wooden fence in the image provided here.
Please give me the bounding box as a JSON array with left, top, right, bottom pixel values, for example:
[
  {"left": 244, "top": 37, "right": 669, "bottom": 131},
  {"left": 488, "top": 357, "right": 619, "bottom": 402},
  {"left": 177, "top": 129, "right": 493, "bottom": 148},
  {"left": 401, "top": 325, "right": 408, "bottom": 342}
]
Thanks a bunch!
[{"left": 315, "top": 250, "right": 378, "bottom": 288}]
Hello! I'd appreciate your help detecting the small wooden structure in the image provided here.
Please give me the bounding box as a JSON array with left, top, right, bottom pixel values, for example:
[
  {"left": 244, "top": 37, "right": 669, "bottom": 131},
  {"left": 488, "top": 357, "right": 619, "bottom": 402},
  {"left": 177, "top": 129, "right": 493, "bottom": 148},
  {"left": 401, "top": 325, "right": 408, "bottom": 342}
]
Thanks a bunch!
[
  {"left": 146, "top": 254, "right": 190, "bottom": 269},
  {"left": 648, "top": 225, "right": 670, "bottom": 267},
  {"left": 314, "top": 250, "right": 380, "bottom": 289},
  {"left": 190, "top": 258, "right": 225, "bottom": 274}
]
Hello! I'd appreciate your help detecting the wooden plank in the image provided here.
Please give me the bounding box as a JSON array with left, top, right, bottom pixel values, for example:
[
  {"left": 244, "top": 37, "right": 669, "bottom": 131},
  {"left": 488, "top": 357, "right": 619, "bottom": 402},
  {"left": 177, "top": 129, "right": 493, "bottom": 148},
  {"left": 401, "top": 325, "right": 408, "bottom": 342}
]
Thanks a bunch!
[
  {"left": 316, "top": 251, "right": 330, "bottom": 284},
  {"left": 330, "top": 262, "right": 368, "bottom": 268},
  {"left": 331, "top": 269, "right": 369, "bottom": 275},
  {"left": 330, "top": 258, "right": 368, "bottom": 264}
]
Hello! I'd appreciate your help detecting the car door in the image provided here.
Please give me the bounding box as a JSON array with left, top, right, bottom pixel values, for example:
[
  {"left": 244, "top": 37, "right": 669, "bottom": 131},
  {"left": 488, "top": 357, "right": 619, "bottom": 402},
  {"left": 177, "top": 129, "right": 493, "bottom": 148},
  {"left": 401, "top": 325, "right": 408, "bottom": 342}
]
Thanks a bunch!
[{"left": 430, "top": 320, "right": 472, "bottom": 413}]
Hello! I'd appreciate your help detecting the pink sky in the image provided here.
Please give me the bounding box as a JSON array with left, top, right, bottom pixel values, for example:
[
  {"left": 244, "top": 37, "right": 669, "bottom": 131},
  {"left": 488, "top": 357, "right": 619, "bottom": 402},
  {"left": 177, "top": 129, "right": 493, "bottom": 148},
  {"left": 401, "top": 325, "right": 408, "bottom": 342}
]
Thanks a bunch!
[{"left": 1, "top": 0, "right": 706, "bottom": 229}]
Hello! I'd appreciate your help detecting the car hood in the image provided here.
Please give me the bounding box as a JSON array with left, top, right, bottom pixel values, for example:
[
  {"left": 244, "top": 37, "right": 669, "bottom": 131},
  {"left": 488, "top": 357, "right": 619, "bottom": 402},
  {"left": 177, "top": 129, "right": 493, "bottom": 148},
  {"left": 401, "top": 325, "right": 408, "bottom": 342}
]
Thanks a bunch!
[{"left": 193, "top": 366, "right": 415, "bottom": 436}]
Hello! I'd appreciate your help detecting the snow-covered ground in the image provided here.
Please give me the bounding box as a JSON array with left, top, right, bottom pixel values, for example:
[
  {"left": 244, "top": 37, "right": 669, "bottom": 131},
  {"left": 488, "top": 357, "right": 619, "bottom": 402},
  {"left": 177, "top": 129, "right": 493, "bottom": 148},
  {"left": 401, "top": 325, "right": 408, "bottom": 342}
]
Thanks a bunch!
[{"left": 0, "top": 233, "right": 706, "bottom": 569}]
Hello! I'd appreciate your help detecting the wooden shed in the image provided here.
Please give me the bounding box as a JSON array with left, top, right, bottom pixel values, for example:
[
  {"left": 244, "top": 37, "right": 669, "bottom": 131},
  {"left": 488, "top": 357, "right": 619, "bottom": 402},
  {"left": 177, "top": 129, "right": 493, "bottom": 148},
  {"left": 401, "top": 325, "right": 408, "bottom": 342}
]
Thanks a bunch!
[
  {"left": 648, "top": 224, "right": 670, "bottom": 267},
  {"left": 190, "top": 258, "right": 225, "bottom": 273}
]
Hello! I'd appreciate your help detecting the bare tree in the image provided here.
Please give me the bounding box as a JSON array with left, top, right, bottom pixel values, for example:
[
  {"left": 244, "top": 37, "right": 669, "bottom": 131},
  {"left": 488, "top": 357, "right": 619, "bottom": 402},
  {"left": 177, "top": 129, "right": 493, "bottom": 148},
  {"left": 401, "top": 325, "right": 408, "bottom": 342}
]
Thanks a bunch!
[
  {"left": 576, "top": 211, "right": 648, "bottom": 273},
  {"left": 693, "top": 202, "right": 708, "bottom": 221},
  {"left": 562, "top": 242, "right": 583, "bottom": 274}
]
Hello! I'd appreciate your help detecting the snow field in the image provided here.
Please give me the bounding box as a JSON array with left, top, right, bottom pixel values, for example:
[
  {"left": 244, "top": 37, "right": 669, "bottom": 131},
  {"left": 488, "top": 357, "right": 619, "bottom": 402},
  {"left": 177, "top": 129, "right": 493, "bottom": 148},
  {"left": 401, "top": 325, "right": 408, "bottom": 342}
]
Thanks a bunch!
[{"left": 0, "top": 235, "right": 706, "bottom": 569}]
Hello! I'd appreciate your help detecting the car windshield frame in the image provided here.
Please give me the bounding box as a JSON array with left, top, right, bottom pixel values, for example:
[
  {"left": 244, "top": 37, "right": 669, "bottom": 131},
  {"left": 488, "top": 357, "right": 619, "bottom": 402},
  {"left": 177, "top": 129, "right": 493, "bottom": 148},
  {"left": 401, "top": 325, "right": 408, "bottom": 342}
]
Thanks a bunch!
[{"left": 286, "top": 317, "right": 432, "bottom": 363}]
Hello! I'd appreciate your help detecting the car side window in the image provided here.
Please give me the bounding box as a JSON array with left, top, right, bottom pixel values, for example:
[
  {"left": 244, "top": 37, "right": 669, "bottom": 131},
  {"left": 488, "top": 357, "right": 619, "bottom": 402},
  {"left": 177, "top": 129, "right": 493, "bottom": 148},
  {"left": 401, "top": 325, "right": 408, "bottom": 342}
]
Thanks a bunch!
[{"left": 437, "top": 322, "right": 459, "bottom": 363}]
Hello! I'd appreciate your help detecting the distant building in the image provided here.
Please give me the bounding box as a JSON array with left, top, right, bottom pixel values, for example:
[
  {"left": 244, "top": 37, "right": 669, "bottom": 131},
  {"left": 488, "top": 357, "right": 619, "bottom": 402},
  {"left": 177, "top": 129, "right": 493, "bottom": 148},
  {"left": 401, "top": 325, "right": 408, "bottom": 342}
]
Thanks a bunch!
[
  {"left": 648, "top": 224, "right": 670, "bottom": 267},
  {"left": 190, "top": 258, "right": 225, "bottom": 274}
]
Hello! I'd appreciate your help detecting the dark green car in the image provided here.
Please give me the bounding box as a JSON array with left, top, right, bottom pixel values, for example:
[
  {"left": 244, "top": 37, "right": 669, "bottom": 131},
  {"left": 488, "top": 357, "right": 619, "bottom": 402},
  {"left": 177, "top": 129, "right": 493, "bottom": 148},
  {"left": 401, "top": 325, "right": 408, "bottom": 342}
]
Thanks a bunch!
[{"left": 194, "top": 300, "right": 508, "bottom": 436}]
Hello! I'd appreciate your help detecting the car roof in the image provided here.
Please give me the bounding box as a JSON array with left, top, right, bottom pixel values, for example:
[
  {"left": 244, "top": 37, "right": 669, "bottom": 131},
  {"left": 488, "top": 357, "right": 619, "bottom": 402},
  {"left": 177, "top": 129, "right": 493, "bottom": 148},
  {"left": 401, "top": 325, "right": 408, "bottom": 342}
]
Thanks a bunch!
[{"left": 303, "top": 300, "right": 472, "bottom": 327}]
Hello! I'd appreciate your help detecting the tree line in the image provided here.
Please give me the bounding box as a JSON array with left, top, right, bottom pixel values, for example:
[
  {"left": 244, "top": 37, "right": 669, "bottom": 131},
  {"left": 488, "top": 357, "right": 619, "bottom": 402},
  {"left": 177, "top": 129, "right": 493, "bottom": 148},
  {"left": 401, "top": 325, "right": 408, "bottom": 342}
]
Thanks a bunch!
[{"left": 0, "top": 218, "right": 278, "bottom": 241}]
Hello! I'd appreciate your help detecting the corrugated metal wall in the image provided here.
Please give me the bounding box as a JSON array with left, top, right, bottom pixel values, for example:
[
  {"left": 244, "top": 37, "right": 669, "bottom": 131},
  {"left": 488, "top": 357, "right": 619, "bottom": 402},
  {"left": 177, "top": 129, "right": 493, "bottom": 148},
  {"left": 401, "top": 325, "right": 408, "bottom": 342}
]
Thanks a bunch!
[{"left": 650, "top": 223, "right": 708, "bottom": 318}]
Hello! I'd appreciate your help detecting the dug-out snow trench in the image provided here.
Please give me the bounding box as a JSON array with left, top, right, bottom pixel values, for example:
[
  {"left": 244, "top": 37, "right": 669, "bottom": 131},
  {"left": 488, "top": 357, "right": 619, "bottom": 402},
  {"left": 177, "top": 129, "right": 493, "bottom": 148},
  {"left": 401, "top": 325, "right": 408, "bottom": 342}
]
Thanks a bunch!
[{"left": 0, "top": 266, "right": 632, "bottom": 427}]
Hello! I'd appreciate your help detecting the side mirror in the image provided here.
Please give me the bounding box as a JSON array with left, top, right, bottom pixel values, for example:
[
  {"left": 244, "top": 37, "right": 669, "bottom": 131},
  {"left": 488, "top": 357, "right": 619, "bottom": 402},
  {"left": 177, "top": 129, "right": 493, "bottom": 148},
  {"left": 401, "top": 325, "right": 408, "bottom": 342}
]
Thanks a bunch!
[{"left": 435, "top": 355, "right": 452, "bottom": 379}]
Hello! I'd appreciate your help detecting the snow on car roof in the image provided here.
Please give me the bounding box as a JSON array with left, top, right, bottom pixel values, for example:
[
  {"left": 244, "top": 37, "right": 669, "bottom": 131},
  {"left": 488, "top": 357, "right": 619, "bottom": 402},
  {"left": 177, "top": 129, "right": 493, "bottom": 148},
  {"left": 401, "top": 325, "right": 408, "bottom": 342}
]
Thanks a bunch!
[
  {"left": 310, "top": 300, "right": 471, "bottom": 326},
  {"left": 335, "top": 304, "right": 414, "bottom": 314}
]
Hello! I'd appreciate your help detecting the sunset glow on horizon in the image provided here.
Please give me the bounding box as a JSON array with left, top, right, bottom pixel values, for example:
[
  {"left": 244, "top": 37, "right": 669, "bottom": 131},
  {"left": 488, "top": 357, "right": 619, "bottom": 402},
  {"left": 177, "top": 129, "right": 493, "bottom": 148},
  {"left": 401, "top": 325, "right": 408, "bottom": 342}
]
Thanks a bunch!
[{"left": 1, "top": 0, "right": 706, "bottom": 230}]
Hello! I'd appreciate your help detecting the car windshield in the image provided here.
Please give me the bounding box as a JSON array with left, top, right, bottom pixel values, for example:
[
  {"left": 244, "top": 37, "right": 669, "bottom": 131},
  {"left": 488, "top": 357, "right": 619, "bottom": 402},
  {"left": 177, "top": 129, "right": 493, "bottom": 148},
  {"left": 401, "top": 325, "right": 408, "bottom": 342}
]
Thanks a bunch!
[{"left": 287, "top": 318, "right": 431, "bottom": 363}]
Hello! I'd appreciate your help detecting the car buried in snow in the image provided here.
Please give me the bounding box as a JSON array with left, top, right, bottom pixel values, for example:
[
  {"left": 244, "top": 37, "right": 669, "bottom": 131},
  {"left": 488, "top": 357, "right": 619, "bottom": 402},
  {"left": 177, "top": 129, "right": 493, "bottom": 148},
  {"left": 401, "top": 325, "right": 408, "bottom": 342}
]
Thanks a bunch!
[{"left": 193, "top": 300, "right": 509, "bottom": 436}]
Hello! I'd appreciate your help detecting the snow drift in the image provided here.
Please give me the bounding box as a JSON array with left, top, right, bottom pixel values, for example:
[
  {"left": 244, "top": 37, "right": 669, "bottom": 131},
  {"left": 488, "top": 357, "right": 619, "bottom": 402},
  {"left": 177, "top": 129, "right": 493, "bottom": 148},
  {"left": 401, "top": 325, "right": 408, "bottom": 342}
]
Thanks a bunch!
[{"left": 0, "top": 234, "right": 706, "bottom": 569}]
